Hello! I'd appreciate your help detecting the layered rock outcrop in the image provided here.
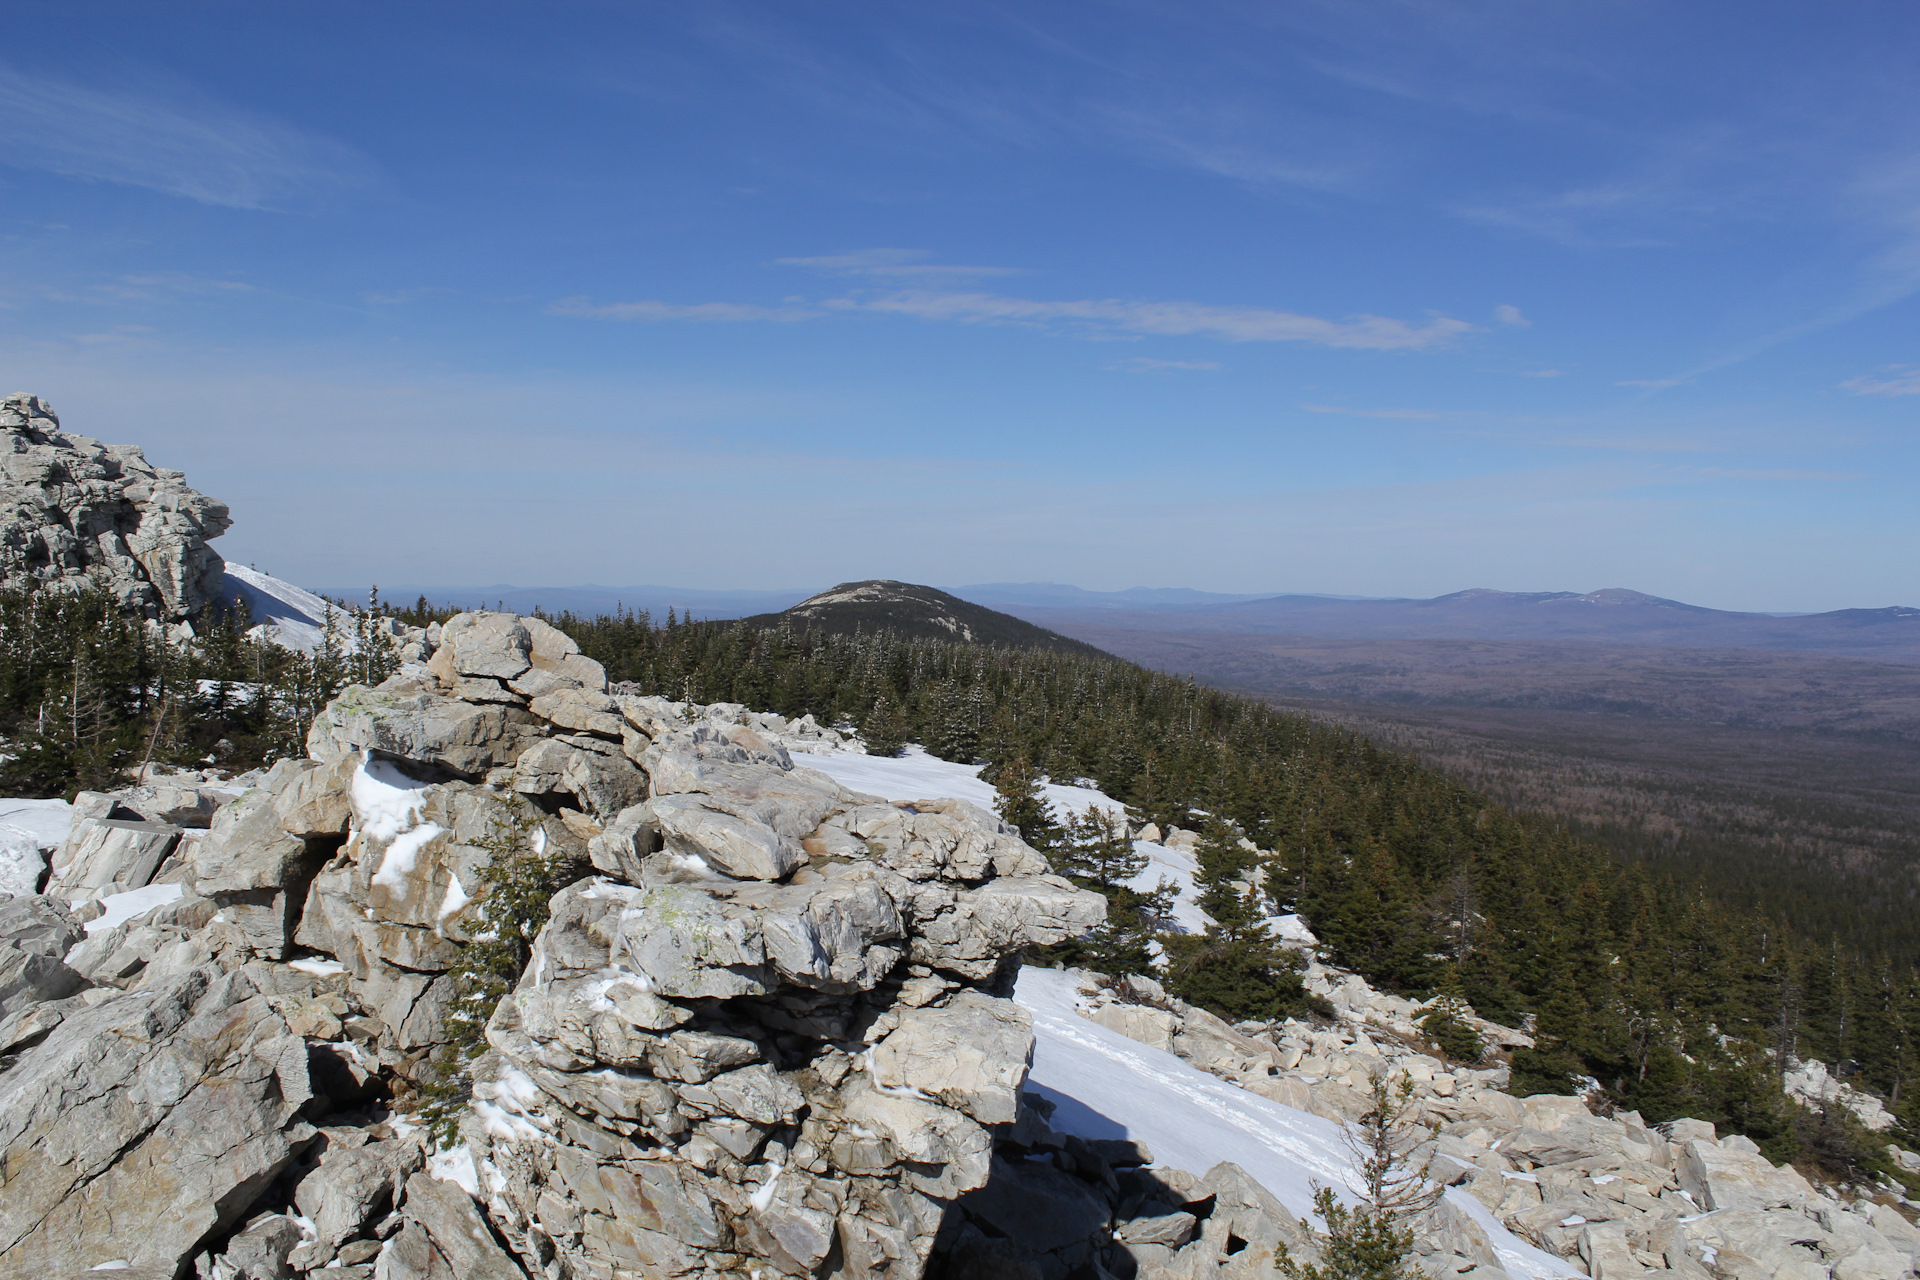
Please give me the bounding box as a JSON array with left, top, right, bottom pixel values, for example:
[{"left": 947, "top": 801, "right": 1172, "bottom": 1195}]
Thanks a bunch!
[
  {"left": 0, "top": 609, "right": 1106, "bottom": 1279},
  {"left": 0, "top": 394, "right": 232, "bottom": 621}
]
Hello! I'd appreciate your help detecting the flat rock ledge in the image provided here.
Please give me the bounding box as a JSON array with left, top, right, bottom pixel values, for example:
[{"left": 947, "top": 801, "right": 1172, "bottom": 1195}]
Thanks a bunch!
[{"left": 0, "top": 609, "right": 1105, "bottom": 1280}]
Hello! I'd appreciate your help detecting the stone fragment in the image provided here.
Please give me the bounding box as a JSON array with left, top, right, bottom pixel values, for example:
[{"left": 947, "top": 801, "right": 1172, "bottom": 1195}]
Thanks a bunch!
[
  {"left": 529, "top": 687, "right": 625, "bottom": 737},
  {"left": 641, "top": 793, "right": 799, "bottom": 881},
  {"left": 1677, "top": 1137, "right": 1813, "bottom": 1212}
]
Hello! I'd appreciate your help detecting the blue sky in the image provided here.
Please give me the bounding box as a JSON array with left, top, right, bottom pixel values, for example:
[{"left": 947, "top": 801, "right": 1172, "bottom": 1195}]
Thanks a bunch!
[{"left": 3, "top": 2, "right": 1917, "bottom": 611}]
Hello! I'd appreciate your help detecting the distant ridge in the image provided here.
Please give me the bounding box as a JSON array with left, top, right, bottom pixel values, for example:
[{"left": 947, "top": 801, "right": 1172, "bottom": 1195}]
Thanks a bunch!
[
  {"left": 987, "top": 585, "right": 1920, "bottom": 659},
  {"left": 746, "top": 580, "right": 1110, "bottom": 657}
]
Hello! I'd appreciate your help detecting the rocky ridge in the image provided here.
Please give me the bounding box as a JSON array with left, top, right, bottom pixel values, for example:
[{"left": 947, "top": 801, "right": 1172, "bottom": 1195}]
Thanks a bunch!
[
  {"left": 0, "top": 609, "right": 1111, "bottom": 1279},
  {"left": 1071, "top": 956, "right": 1920, "bottom": 1280},
  {"left": 0, "top": 393, "right": 232, "bottom": 623}
]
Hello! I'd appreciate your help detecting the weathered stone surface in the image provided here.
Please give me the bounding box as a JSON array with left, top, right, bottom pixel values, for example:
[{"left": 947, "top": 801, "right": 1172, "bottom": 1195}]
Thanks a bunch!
[
  {"left": 0, "top": 892, "right": 82, "bottom": 957},
  {"left": 0, "top": 393, "right": 231, "bottom": 621},
  {"left": 0, "top": 967, "right": 315, "bottom": 1274},
  {"left": 1677, "top": 1136, "right": 1814, "bottom": 1212},
  {"left": 269, "top": 754, "right": 357, "bottom": 836},
  {"left": 192, "top": 788, "right": 315, "bottom": 895},
  {"left": 45, "top": 816, "right": 180, "bottom": 896},
  {"left": 383, "top": 1172, "right": 530, "bottom": 1278},
  {"left": 641, "top": 793, "right": 801, "bottom": 881},
  {"left": 439, "top": 612, "right": 534, "bottom": 680},
  {"left": 528, "top": 687, "right": 624, "bottom": 737},
  {"left": 307, "top": 681, "right": 537, "bottom": 777},
  {"left": 909, "top": 876, "right": 1107, "bottom": 978},
  {"left": 512, "top": 737, "right": 647, "bottom": 821},
  {"left": 0, "top": 939, "right": 87, "bottom": 1019},
  {"left": 871, "top": 989, "right": 1033, "bottom": 1124}
]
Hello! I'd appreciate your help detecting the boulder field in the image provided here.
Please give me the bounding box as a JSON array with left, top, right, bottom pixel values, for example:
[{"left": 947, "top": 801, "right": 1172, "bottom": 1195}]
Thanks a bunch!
[{"left": 0, "top": 609, "right": 1107, "bottom": 1279}]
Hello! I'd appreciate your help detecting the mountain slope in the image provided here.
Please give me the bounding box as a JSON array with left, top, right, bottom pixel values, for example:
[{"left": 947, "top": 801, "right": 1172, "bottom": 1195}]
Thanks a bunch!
[{"left": 747, "top": 579, "right": 1109, "bottom": 656}]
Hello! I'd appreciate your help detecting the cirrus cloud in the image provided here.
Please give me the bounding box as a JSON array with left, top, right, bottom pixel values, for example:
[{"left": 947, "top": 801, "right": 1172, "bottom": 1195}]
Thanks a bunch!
[
  {"left": 826, "top": 289, "right": 1474, "bottom": 350},
  {"left": 1842, "top": 365, "right": 1920, "bottom": 396},
  {"left": 545, "top": 297, "right": 821, "bottom": 322}
]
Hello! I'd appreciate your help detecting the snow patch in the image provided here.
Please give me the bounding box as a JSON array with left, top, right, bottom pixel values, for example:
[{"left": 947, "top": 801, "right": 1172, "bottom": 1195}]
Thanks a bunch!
[
  {"left": 288, "top": 957, "right": 348, "bottom": 977},
  {"left": 352, "top": 754, "right": 430, "bottom": 842},
  {"left": 372, "top": 823, "right": 445, "bottom": 892},
  {"left": 84, "top": 881, "right": 184, "bottom": 935},
  {"left": 428, "top": 1145, "right": 481, "bottom": 1196},
  {"left": 437, "top": 871, "right": 471, "bottom": 923},
  {"left": 0, "top": 797, "right": 73, "bottom": 898},
  {"left": 749, "top": 1161, "right": 785, "bottom": 1212}
]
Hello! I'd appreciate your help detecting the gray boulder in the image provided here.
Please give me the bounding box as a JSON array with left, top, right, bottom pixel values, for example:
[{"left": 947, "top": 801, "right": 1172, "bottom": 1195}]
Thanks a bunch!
[{"left": 44, "top": 816, "right": 181, "bottom": 897}]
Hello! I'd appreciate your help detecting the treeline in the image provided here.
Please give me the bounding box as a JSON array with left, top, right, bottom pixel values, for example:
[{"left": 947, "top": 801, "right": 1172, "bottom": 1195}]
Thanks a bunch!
[
  {"left": 548, "top": 608, "right": 1917, "bottom": 1173},
  {"left": 0, "top": 584, "right": 399, "bottom": 797}
]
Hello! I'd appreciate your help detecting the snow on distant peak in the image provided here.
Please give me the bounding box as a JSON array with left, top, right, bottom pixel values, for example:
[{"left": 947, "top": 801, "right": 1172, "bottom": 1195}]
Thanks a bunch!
[{"left": 213, "top": 563, "right": 343, "bottom": 653}]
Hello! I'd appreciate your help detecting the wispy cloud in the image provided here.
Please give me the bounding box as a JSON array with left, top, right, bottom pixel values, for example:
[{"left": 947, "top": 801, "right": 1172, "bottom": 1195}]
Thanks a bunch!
[
  {"left": 1520, "top": 368, "right": 1565, "bottom": 378},
  {"left": 546, "top": 297, "right": 821, "bottom": 323},
  {"left": 1841, "top": 364, "right": 1920, "bottom": 396},
  {"left": 1108, "top": 356, "right": 1222, "bottom": 373},
  {"left": 0, "top": 70, "right": 368, "bottom": 209},
  {"left": 1693, "top": 467, "right": 1862, "bottom": 482},
  {"left": 1301, "top": 403, "right": 1441, "bottom": 419},
  {"left": 44, "top": 273, "right": 257, "bottom": 304},
  {"left": 777, "top": 249, "right": 1020, "bottom": 280},
  {"left": 551, "top": 284, "right": 1473, "bottom": 351},
  {"left": 1618, "top": 377, "right": 1693, "bottom": 389},
  {"left": 829, "top": 290, "right": 1474, "bottom": 350},
  {"left": 1494, "top": 304, "right": 1530, "bottom": 327}
]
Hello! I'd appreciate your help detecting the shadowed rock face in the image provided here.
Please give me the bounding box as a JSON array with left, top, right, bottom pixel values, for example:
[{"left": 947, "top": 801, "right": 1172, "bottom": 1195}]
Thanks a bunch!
[
  {"left": 0, "top": 608, "right": 1105, "bottom": 1280},
  {"left": 0, "top": 393, "right": 231, "bottom": 622}
]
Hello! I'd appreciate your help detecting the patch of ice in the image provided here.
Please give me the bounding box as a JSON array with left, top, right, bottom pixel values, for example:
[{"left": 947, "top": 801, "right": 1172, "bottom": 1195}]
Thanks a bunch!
[
  {"left": 87, "top": 1263, "right": 130, "bottom": 1271},
  {"left": 84, "top": 881, "right": 184, "bottom": 934},
  {"left": 288, "top": 957, "right": 348, "bottom": 976},
  {"left": 428, "top": 1145, "right": 480, "bottom": 1196},
  {"left": 352, "top": 754, "right": 430, "bottom": 842},
  {"left": 372, "top": 823, "right": 445, "bottom": 891}
]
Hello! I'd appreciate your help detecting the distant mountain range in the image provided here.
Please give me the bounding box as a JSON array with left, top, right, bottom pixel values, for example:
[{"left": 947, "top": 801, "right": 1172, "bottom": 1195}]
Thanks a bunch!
[
  {"left": 323, "top": 581, "right": 1920, "bottom": 659},
  {"left": 988, "top": 587, "right": 1920, "bottom": 658}
]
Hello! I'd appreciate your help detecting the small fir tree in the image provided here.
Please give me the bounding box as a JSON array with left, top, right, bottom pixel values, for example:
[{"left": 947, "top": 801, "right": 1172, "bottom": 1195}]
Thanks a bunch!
[
  {"left": 1279, "top": 1072, "right": 1438, "bottom": 1280},
  {"left": 1419, "top": 964, "right": 1484, "bottom": 1066},
  {"left": 993, "top": 757, "right": 1060, "bottom": 853}
]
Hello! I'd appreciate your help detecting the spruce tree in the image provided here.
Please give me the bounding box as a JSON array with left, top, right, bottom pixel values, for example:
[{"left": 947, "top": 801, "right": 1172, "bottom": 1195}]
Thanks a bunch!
[
  {"left": 1419, "top": 964, "right": 1484, "bottom": 1066},
  {"left": 993, "top": 757, "right": 1060, "bottom": 852},
  {"left": 1046, "top": 806, "right": 1168, "bottom": 976}
]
